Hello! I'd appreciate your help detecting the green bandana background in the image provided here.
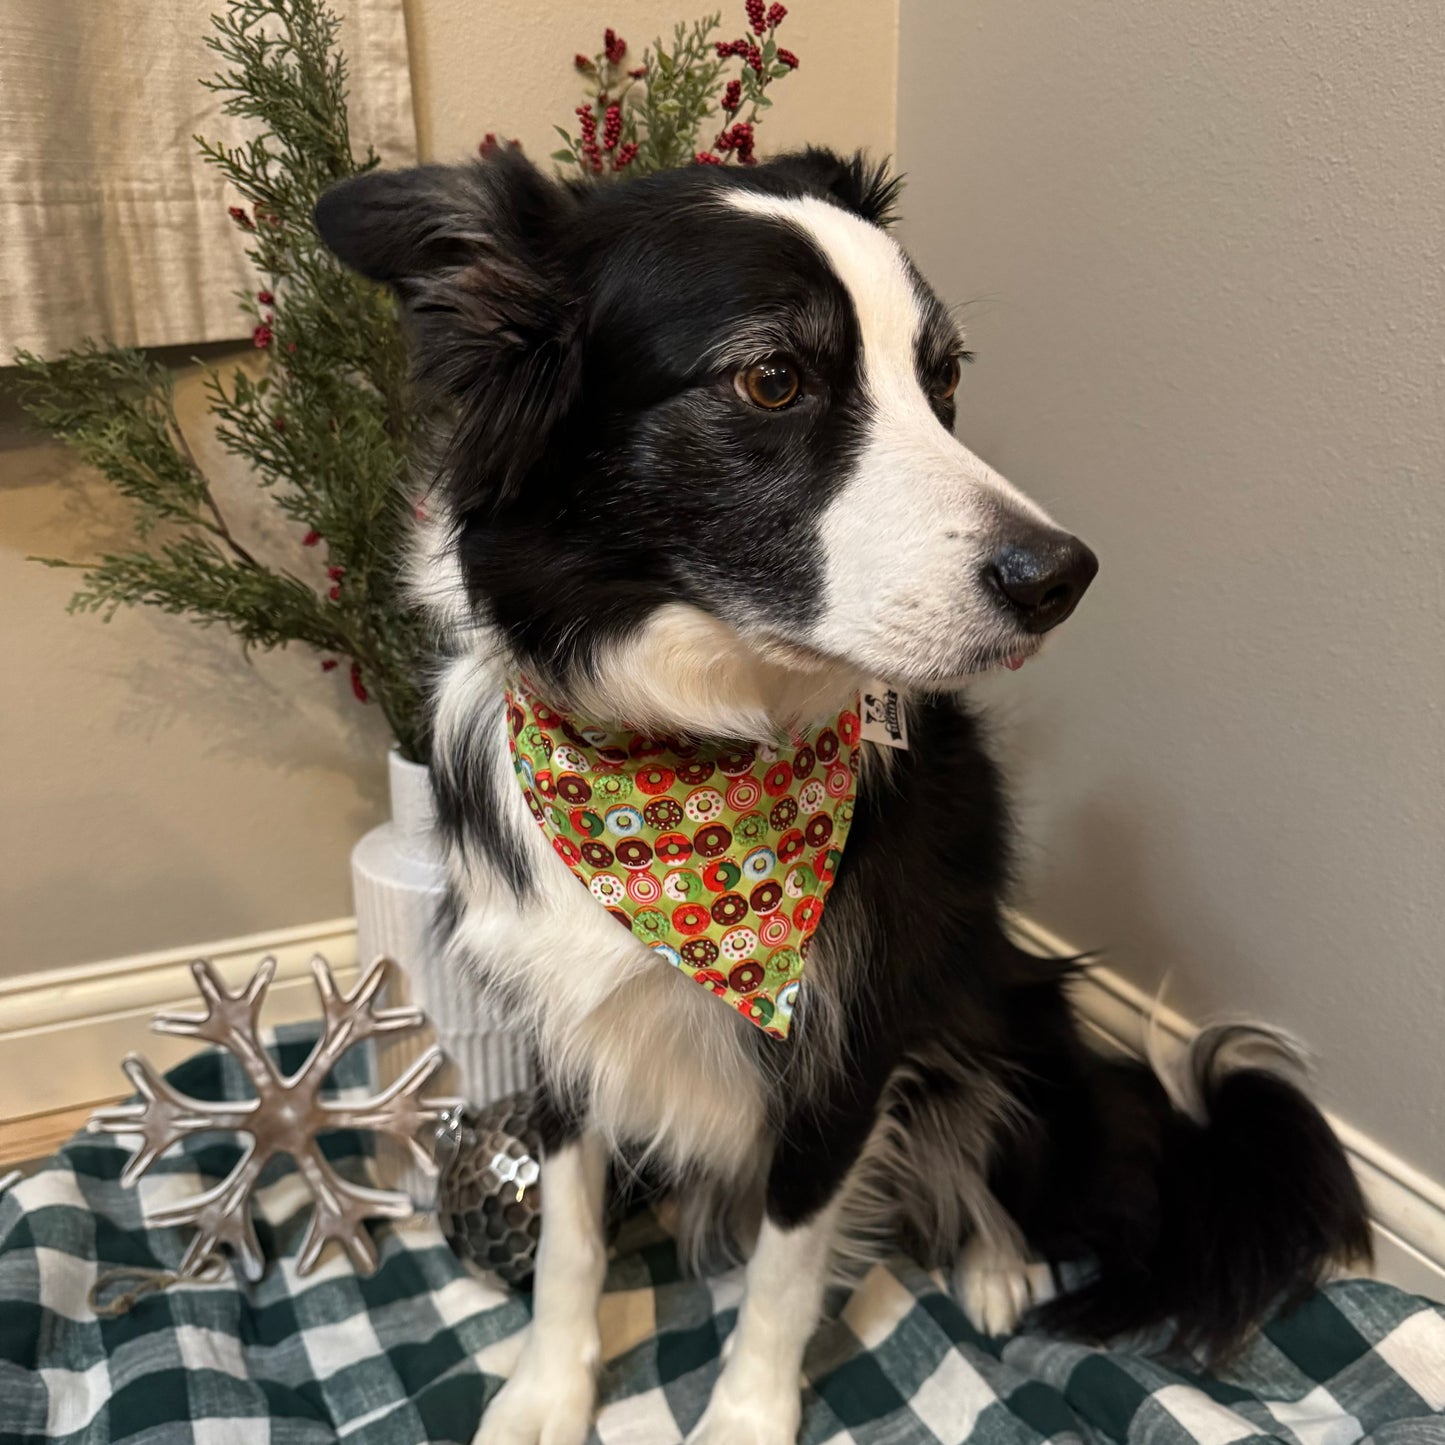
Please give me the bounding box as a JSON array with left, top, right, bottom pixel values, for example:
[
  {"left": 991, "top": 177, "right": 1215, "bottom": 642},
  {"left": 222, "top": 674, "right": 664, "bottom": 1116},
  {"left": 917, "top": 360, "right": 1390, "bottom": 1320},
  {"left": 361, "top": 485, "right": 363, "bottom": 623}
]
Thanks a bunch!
[{"left": 504, "top": 679, "right": 862, "bottom": 1037}]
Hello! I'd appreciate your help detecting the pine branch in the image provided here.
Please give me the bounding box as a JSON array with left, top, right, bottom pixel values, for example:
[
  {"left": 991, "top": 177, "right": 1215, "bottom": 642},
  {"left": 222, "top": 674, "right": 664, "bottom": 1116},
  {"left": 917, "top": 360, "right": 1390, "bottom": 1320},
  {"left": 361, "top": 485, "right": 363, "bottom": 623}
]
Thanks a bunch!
[
  {"left": 16, "top": 0, "right": 434, "bottom": 762},
  {"left": 65, "top": 539, "right": 341, "bottom": 652},
  {"left": 12, "top": 347, "right": 212, "bottom": 538}
]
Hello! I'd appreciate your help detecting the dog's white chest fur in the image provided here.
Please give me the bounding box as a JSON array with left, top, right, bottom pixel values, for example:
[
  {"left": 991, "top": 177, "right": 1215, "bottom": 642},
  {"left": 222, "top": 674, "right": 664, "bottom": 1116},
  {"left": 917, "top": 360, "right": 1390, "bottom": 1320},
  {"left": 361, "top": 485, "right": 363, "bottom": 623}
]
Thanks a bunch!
[{"left": 434, "top": 653, "right": 768, "bottom": 1180}]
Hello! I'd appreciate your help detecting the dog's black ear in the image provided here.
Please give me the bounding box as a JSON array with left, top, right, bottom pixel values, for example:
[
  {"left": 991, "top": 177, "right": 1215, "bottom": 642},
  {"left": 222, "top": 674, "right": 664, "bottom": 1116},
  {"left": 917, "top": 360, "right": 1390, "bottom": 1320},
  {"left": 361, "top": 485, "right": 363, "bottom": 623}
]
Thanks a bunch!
[
  {"left": 829, "top": 152, "right": 905, "bottom": 227},
  {"left": 761, "top": 147, "right": 905, "bottom": 227},
  {"left": 315, "top": 151, "right": 581, "bottom": 509}
]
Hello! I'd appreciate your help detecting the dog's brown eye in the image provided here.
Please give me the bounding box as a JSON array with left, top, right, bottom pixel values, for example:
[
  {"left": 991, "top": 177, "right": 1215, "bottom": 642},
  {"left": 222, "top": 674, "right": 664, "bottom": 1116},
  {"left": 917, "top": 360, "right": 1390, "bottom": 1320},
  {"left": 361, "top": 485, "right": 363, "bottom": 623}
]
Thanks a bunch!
[
  {"left": 737, "top": 357, "right": 800, "bottom": 410},
  {"left": 935, "top": 356, "right": 962, "bottom": 401}
]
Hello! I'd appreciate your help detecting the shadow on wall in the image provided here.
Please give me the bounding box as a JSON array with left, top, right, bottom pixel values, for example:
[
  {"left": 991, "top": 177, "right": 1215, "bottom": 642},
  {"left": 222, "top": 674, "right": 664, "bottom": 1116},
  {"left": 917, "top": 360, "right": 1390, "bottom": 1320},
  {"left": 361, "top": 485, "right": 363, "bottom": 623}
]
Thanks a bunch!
[
  {"left": 0, "top": 352, "right": 390, "bottom": 799},
  {"left": 976, "top": 676, "right": 1236, "bottom": 1016},
  {"left": 1, "top": 350, "right": 392, "bottom": 974}
]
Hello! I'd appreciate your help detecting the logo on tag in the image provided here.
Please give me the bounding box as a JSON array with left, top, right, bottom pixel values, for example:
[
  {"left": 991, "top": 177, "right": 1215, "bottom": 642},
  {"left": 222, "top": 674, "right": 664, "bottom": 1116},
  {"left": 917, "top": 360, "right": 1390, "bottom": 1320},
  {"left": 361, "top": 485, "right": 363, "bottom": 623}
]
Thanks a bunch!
[{"left": 860, "top": 682, "right": 909, "bottom": 750}]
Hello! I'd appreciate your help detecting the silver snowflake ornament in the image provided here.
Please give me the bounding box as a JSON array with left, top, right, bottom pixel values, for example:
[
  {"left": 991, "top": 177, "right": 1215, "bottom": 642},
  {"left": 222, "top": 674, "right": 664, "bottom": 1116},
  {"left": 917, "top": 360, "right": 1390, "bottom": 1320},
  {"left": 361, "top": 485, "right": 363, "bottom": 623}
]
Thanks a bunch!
[{"left": 90, "top": 954, "right": 457, "bottom": 1282}]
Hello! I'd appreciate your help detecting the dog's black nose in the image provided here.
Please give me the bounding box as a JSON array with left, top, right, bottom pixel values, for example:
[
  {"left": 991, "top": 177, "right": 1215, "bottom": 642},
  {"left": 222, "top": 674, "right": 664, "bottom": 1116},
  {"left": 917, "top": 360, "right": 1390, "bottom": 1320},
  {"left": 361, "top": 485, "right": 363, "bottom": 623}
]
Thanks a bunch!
[{"left": 988, "top": 533, "right": 1098, "bottom": 633}]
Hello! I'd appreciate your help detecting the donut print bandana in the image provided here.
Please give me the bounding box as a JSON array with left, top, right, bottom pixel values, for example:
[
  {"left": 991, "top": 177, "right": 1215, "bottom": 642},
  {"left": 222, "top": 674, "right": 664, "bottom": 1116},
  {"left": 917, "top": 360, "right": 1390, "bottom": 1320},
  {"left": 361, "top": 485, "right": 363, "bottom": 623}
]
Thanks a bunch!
[{"left": 504, "top": 678, "right": 861, "bottom": 1039}]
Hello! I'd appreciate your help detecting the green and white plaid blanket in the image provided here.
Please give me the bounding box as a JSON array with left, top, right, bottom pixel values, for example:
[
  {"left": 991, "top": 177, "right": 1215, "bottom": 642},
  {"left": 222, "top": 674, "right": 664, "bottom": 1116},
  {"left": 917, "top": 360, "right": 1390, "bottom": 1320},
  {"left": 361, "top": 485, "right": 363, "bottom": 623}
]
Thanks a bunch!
[{"left": 3, "top": 1027, "right": 1443, "bottom": 1444}]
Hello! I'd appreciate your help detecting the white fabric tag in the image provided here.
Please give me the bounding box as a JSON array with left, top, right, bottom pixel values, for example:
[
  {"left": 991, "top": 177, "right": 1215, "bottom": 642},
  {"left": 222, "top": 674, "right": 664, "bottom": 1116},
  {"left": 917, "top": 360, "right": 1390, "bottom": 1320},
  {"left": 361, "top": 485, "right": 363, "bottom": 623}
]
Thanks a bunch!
[{"left": 859, "top": 682, "right": 909, "bottom": 749}]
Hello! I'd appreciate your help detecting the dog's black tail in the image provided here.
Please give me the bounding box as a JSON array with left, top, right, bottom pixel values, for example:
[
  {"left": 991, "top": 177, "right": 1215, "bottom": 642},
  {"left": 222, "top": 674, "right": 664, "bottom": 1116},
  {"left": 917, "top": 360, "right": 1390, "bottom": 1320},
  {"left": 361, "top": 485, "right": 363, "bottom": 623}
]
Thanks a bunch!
[{"left": 993, "top": 996, "right": 1372, "bottom": 1362}]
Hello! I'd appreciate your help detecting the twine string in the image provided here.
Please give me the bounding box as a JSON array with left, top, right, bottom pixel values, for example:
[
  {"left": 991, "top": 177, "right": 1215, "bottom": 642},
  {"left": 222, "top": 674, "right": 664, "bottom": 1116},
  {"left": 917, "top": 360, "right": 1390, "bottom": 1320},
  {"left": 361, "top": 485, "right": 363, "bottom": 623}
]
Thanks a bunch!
[{"left": 88, "top": 1251, "right": 229, "bottom": 1317}]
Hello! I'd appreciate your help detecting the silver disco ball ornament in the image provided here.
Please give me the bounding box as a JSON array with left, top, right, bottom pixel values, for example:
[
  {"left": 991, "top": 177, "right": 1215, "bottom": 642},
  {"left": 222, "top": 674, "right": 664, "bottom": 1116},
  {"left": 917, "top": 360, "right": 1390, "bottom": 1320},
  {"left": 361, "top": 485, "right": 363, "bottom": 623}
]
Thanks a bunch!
[{"left": 434, "top": 1091, "right": 543, "bottom": 1287}]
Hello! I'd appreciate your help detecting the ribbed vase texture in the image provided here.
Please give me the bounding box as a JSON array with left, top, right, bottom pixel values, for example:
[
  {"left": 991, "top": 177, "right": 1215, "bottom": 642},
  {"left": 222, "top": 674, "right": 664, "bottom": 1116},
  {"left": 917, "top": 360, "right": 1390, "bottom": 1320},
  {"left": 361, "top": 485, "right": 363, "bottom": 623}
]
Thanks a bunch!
[{"left": 352, "top": 749, "right": 534, "bottom": 1196}]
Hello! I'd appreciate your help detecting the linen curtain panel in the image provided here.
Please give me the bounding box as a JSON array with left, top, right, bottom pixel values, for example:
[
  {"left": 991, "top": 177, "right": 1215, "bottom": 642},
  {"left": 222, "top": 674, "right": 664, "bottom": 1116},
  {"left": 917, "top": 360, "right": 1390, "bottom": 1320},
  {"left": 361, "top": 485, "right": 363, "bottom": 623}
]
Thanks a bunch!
[{"left": 0, "top": 0, "right": 416, "bottom": 361}]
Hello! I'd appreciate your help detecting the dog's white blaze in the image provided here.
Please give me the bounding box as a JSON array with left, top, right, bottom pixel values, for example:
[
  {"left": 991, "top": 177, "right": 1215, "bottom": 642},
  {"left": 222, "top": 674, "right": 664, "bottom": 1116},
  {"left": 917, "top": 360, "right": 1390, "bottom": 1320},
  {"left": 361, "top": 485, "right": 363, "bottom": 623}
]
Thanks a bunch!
[{"left": 729, "top": 192, "right": 1058, "bottom": 683}]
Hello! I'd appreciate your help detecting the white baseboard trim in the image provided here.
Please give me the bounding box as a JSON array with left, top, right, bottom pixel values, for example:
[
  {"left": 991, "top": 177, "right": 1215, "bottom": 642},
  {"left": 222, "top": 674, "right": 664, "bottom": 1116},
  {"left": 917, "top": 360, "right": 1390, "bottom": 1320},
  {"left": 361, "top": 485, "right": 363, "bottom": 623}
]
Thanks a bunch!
[
  {"left": 1009, "top": 912, "right": 1445, "bottom": 1303},
  {"left": 0, "top": 919, "right": 357, "bottom": 1123},
  {"left": 4, "top": 911, "right": 1441, "bottom": 1303}
]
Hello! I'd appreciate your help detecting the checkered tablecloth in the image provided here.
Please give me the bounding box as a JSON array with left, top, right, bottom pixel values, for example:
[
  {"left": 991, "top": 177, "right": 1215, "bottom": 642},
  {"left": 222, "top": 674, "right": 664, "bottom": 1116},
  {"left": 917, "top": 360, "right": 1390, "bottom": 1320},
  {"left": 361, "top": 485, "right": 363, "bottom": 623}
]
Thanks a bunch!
[{"left": 3, "top": 1027, "right": 1444, "bottom": 1444}]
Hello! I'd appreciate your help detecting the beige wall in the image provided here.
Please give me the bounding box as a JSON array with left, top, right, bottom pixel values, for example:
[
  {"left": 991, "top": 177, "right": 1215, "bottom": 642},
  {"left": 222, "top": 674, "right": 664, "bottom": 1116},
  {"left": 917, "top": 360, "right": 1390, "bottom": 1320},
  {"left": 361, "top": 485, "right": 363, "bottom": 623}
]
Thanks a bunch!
[
  {"left": 897, "top": 0, "right": 1444, "bottom": 1177},
  {"left": 404, "top": 0, "right": 897, "bottom": 165},
  {"left": 0, "top": 357, "right": 393, "bottom": 978},
  {"left": 0, "top": 0, "right": 898, "bottom": 982}
]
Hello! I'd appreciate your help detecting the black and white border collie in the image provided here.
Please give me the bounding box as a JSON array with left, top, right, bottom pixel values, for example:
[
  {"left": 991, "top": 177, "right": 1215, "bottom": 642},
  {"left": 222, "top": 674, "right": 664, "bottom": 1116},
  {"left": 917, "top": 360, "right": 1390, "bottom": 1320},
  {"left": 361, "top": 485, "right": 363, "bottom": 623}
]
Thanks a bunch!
[{"left": 317, "top": 147, "right": 1370, "bottom": 1445}]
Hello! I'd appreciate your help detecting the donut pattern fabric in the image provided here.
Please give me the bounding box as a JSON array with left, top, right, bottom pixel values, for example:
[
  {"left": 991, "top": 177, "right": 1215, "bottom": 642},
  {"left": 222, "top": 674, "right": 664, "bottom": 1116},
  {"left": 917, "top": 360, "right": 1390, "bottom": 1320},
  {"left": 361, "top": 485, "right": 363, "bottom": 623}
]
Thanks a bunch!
[{"left": 504, "top": 677, "right": 862, "bottom": 1039}]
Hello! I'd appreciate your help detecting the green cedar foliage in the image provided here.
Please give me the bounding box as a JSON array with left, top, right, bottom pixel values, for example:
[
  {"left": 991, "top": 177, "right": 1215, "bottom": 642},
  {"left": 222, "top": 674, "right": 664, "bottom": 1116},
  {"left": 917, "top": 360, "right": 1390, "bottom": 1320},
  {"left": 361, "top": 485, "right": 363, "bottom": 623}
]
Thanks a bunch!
[{"left": 15, "top": 0, "right": 429, "bottom": 761}]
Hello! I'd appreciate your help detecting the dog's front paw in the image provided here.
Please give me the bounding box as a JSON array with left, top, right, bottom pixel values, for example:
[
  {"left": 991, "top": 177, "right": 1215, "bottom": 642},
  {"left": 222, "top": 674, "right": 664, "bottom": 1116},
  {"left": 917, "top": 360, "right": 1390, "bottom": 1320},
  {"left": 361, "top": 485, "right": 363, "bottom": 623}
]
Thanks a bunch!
[
  {"left": 953, "top": 1236, "right": 1036, "bottom": 1337},
  {"left": 689, "top": 1378, "right": 801, "bottom": 1445},
  {"left": 958, "top": 1264, "right": 1032, "bottom": 1336},
  {"left": 474, "top": 1337, "right": 597, "bottom": 1445}
]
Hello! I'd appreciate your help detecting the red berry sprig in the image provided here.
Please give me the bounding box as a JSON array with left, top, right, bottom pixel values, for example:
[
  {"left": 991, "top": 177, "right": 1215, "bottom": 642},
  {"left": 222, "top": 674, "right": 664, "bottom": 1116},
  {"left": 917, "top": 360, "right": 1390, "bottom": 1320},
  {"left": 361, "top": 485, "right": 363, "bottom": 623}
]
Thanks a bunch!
[
  {"left": 602, "top": 104, "right": 623, "bottom": 151},
  {"left": 702, "top": 2, "right": 795, "bottom": 166},
  {"left": 478, "top": 133, "right": 521, "bottom": 159},
  {"left": 575, "top": 104, "right": 604, "bottom": 174},
  {"left": 559, "top": 4, "right": 798, "bottom": 179},
  {"left": 715, "top": 121, "right": 756, "bottom": 164},
  {"left": 560, "top": 29, "right": 644, "bottom": 174}
]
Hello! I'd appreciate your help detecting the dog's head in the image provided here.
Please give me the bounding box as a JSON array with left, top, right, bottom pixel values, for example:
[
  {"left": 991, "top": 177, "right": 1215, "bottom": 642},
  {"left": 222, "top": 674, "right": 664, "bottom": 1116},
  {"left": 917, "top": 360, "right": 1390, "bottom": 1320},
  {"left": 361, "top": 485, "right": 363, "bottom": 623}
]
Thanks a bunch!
[{"left": 316, "top": 147, "right": 1096, "bottom": 734}]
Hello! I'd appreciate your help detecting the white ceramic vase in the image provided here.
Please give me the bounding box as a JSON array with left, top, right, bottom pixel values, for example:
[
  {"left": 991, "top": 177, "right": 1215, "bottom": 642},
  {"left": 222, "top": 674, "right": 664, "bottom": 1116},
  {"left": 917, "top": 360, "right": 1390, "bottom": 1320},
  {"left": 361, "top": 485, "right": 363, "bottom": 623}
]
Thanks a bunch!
[{"left": 352, "top": 750, "right": 534, "bottom": 1180}]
